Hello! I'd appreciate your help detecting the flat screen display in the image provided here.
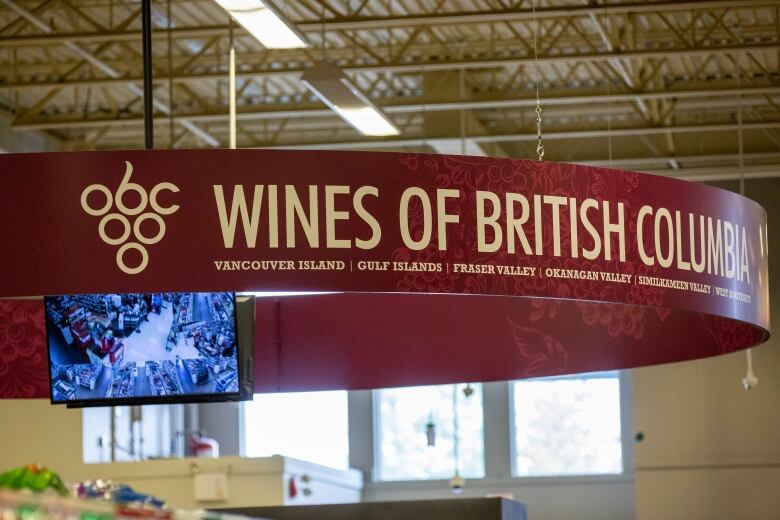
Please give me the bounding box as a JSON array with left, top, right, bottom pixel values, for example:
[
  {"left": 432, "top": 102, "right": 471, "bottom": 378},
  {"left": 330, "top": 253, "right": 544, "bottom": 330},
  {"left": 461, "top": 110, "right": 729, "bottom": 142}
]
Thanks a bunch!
[{"left": 45, "top": 292, "right": 240, "bottom": 405}]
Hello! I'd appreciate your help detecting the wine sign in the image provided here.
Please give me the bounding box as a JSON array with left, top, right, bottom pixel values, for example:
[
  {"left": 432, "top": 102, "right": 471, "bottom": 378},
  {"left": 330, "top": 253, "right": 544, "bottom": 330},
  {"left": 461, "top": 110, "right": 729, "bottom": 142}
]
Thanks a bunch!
[{"left": 0, "top": 150, "right": 770, "bottom": 397}]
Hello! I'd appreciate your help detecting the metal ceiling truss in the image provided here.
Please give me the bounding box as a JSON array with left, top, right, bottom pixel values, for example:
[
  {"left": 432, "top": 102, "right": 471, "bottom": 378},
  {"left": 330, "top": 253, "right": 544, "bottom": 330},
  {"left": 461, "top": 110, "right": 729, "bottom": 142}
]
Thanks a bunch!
[{"left": 0, "top": 0, "right": 778, "bottom": 179}]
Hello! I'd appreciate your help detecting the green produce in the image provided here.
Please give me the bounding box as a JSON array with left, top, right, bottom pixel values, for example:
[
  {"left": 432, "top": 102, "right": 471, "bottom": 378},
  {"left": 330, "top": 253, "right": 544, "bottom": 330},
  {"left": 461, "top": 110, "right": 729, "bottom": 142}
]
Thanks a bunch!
[
  {"left": 0, "top": 464, "right": 68, "bottom": 496},
  {"left": 0, "top": 466, "right": 26, "bottom": 488}
]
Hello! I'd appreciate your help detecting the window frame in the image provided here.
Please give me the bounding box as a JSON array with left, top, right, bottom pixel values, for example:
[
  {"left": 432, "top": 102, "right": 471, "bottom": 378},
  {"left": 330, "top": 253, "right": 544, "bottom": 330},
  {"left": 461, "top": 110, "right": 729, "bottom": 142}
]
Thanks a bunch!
[
  {"left": 227, "top": 371, "right": 633, "bottom": 485},
  {"left": 349, "top": 372, "right": 634, "bottom": 490},
  {"left": 508, "top": 371, "right": 632, "bottom": 478},
  {"left": 82, "top": 403, "right": 187, "bottom": 463},
  {"left": 370, "top": 383, "right": 488, "bottom": 482}
]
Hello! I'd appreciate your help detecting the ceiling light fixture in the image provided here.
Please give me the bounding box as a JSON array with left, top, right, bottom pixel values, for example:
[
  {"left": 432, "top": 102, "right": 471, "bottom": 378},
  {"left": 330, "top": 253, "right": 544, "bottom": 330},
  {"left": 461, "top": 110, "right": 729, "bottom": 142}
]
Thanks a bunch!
[
  {"left": 301, "top": 62, "right": 401, "bottom": 137},
  {"left": 214, "top": 0, "right": 307, "bottom": 49}
]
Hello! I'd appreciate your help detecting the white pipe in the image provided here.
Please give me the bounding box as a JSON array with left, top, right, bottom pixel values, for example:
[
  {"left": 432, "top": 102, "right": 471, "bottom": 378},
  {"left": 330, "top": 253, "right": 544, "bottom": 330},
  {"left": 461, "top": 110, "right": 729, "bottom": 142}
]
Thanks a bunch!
[{"left": 229, "top": 46, "right": 237, "bottom": 149}]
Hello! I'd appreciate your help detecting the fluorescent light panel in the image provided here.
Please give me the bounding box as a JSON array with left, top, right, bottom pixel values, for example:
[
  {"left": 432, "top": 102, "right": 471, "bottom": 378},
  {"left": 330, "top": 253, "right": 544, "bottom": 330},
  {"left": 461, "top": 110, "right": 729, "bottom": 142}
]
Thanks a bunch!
[
  {"left": 332, "top": 106, "right": 400, "bottom": 137},
  {"left": 214, "top": 0, "right": 307, "bottom": 49},
  {"left": 302, "top": 62, "right": 401, "bottom": 137}
]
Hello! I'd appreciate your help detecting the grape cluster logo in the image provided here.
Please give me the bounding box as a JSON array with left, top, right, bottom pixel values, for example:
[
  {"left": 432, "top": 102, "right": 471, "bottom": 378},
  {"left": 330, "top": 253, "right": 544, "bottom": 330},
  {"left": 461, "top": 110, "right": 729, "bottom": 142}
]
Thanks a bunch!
[{"left": 80, "top": 161, "right": 180, "bottom": 275}]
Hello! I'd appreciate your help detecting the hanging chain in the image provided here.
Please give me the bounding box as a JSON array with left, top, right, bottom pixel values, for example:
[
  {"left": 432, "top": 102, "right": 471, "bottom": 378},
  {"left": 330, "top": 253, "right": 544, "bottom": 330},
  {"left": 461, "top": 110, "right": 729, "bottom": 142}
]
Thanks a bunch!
[
  {"left": 320, "top": 2, "right": 326, "bottom": 61},
  {"left": 535, "top": 100, "right": 544, "bottom": 161},
  {"left": 531, "top": 0, "right": 544, "bottom": 161},
  {"left": 737, "top": 53, "right": 745, "bottom": 196},
  {"left": 422, "top": 62, "right": 427, "bottom": 149},
  {"left": 167, "top": 0, "right": 174, "bottom": 148},
  {"left": 605, "top": 3, "right": 612, "bottom": 167}
]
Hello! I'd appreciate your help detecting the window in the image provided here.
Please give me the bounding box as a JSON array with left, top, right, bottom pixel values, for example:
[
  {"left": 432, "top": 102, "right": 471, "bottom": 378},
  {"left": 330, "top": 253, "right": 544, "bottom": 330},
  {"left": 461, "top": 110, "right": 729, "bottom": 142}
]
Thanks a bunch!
[
  {"left": 82, "top": 404, "right": 183, "bottom": 463},
  {"left": 512, "top": 372, "right": 623, "bottom": 477},
  {"left": 375, "top": 383, "right": 484, "bottom": 481},
  {"left": 243, "top": 391, "right": 349, "bottom": 470}
]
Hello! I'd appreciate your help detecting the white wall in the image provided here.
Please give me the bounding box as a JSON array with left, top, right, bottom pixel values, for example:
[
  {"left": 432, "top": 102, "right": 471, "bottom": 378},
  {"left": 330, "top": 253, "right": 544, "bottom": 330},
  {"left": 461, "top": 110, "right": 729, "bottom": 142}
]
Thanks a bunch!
[
  {"left": 633, "top": 347, "right": 780, "bottom": 520},
  {"left": 0, "top": 399, "right": 83, "bottom": 473},
  {"left": 632, "top": 177, "right": 780, "bottom": 520}
]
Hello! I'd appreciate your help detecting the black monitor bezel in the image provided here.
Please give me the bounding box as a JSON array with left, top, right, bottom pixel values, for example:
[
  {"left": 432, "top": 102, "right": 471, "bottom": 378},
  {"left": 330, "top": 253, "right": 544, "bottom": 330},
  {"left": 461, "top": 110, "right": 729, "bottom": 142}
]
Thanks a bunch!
[{"left": 43, "top": 291, "right": 251, "bottom": 408}]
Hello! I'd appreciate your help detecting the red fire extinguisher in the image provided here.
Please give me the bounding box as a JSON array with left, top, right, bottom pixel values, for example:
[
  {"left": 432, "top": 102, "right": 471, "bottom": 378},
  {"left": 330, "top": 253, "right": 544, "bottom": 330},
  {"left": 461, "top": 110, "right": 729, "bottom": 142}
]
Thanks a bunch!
[{"left": 190, "top": 432, "right": 219, "bottom": 458}]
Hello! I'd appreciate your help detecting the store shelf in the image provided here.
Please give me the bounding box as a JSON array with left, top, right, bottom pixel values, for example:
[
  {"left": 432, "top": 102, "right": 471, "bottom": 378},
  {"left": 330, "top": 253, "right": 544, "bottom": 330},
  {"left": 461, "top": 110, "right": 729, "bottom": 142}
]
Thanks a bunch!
[
  {"left": 45, "top": 301, "right": 65, "bottom": 325},
  {"left": 0, "top": 489, "right": 265, "bottom": 520},
  {"left": 75, "top": 364, "right": 102, "bottom": 390},
  {"left": 146, "top": 361, "right": 184, "bottom": 396},
  {"left": 207, "top": 293, "right": 234, "bottom": 323},
  {"left": 176, "top": 294, "right": 194, "bottom": 325},
  {"left": 108, "top": 362, "right": 136, "bottom": 399},
  {"left": 183, "top": 359, "right": 209, "bottom": 385},
  {"left": 213, "top": 370, "right": 237, "bottom": 394},
  {"left": 66, "top": 305, "right": 86, "bottom": 326},
  {"left": 220, "top": 497, "right": 527, "bottom": 520},
  {"left": 72, "top": 294, "right": 111, "bottom": 316},
  {"left": 51, "top": 379, "right": 76, "bottom": 401}
]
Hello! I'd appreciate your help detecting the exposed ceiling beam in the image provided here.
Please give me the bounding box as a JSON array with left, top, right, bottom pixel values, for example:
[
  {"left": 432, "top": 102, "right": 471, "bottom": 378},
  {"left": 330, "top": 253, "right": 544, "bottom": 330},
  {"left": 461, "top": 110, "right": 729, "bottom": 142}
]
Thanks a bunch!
[
  {"left": 0, "top": 0, "right": 776, "bottom": 46},
  {"left": 578, "top": 151, "right": 780, "bottom": 168},
  {"left": 647, "top": 164, "right": 780, "bottom": 182},
  {"left": 0, "top": 22, "right": 774, "bottom": 48},
  {"left": 295, "top": 0, "right": 780, "bottom": 31},
  {"left": 268, "top": 120, "right": 780, "bottom": 150},
  {"left": 585, "top": 9, "right": 651, "bottom": 117},
  {"left": 4, "top": 41, "right": 778, "bottom": 92},
  {"left": 0, "top": 0, "right": 219, "bottom": 147},
  {"left": 13, "top": 85, "right": 780, "bottom": 131}
]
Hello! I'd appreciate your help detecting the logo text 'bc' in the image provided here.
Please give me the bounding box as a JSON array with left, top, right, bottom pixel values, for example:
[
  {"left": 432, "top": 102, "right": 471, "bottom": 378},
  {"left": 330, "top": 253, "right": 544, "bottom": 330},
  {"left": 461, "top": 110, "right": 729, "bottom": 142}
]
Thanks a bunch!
[{"left": 80, "top": 161, "right": 179, "bottom": 274}]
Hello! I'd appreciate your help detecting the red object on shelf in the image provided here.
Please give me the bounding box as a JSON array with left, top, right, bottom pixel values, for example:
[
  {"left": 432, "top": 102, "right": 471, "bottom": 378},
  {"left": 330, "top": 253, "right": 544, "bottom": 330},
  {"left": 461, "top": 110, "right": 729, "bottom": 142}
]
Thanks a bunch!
[
  {"left": 71, "top": 321, "right": 91, "bottom": 350},
  {"left": 288, "top": 477, "right": 298, "bottom": 499},
  {"left": 101, "top": 336, "right": 120, "bottom": 364},
  {"left": 190, "top": 434, "right": 219, "bottom": 458},
  {"left": 107, "top": 342, "right": 123, "bottom": 365}
]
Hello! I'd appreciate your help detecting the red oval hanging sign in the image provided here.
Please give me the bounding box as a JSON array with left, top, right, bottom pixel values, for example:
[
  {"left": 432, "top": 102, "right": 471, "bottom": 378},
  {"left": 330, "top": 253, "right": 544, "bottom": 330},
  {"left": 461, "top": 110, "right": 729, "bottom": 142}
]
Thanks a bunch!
[{"left": 0, "top": 150, "right": 770, "bottom": 397}]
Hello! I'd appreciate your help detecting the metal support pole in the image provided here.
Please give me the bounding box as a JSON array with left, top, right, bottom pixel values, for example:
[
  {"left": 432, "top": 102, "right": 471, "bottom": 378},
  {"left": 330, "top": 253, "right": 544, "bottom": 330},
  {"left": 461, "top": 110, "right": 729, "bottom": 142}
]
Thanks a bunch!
[
  {"left": 229, "top": 21, "right": 236, "bottom": 149},
  {"left": 229, "top": 47, "right": 236, "bottom": 149},
  {"left": 142, "top": 0, "right": 154, "bottom": 149},
  {"left": 167, "top": 0, "right": 174, "bottom": 148}
]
